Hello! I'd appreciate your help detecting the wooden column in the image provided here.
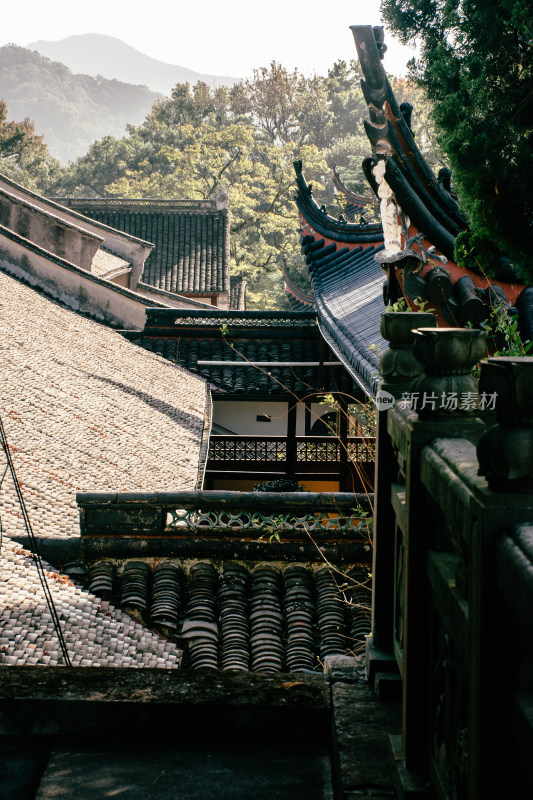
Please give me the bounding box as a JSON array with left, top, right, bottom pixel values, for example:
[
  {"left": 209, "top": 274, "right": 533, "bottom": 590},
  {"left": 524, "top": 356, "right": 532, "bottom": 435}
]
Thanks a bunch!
[
  {"left": 286, "top": 401, "right": 297, "bottom": 479},
  {"left": 338, "top": 395, "right": 348, "bottom": 491}
]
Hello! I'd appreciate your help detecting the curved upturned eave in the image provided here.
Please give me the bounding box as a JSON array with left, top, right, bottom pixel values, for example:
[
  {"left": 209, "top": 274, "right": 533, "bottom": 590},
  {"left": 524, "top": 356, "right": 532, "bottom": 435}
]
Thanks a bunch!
[
  {"left": 385, "top": 158, "right": 456, "bottom": 261},
  {"left": 351, "top": 25, "right": 468, "bottom": 238},
  {"left": 364, "top": 114, "right": 465, "bottom": 239},
  {"left": 283, "top": 267, "right": 316, "bottom": 309},
  {"left": 332, "top": 165, "right": 375, "bottom": 209},
  {"left": 294, "top": 161, "right": 383, "bottom": 245}
]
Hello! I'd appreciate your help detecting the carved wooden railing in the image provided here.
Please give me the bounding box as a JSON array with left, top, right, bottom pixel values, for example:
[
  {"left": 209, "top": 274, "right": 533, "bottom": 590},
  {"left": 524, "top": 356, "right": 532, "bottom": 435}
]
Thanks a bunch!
[{"left": 207, "top": 435, "right": 375, "bottom": 468}]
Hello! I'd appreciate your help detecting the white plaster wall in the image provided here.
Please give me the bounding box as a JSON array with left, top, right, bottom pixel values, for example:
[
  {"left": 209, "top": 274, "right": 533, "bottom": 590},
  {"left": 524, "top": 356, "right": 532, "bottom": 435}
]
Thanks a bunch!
[
  {"left": 213, "top": 400, "right": 290, "bottom": 435},
  {"left": 212, "top": 400, "right": 338, "bottom": 436},
  {"left": 0, "top": 177, "right": 152, "bottom": 287},
  {"left": 0, "top": 232, "right": 168, "bottom": 330},
  {"left": 309, "top": 402, "right": 338, "bottom": 434}
]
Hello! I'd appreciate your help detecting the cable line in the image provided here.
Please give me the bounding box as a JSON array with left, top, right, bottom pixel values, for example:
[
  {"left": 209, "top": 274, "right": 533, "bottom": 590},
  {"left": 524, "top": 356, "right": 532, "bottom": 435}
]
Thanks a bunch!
[{"left": 0, "top": 414, "right": 72, "bottom": 667}]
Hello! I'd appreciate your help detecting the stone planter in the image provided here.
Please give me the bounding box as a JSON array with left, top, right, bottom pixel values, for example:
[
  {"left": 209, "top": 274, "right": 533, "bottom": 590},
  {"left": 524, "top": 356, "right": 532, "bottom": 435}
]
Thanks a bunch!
[
  {"left": 477, "top": 356, "right": 533, "bottom": 491},
  {"left": 379, "top": 311, "right": 438, "bottom": 395},
  {"left": 410, "top": 327, "right": 487, "bottom": 419}
]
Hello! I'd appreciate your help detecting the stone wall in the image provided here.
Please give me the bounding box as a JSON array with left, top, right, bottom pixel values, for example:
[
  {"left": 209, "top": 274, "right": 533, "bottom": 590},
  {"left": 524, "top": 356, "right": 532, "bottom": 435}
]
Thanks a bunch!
[
  {"left": 0, "top": 187, "right": 102, "bottom": 271},
  {"left": 0, "top": 224, "right": 168, "bottom": 330},
  {"left": 369, "top": 318, "right": 533, "bottom": 799}
]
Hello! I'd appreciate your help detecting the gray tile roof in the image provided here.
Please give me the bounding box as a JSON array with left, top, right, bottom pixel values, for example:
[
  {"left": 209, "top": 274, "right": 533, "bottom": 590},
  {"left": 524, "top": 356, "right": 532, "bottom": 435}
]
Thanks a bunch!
[
  {"left": 57, "top": 198, "right": 230, "bottom": 297},
  {"left": 78, "top": 558, "right": 371, "bottom": 673},
  {"left": 0, "top": 269, "right": 209, "bottom": 544},
  {"left": 135, "top": 308, "right": 355, "bottom": 396},
  {"left": 307, "top": 241, "right": 386, "bottom": 397},
  {"left": 294, "top": 164, "right": 386, "bottom": 397},
  {"left": 0, "top": 269, "right": 210, "bottom": 668},
  {"left": 1, "top": 539, "right": 183, "bottom": 667}
]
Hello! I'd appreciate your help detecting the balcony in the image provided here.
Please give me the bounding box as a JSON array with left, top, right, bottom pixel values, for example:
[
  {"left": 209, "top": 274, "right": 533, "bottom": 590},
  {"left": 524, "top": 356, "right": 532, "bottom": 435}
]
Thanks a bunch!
[{"left": 204, "top": 435, "right": 375, "bottom": 491}]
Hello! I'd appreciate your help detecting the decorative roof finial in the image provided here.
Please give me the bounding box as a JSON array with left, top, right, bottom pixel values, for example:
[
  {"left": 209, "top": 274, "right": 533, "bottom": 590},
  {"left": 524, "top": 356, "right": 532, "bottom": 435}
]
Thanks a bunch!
[
  {"left": 211, "top": 184, "right": 228, "bottom": 210},
  {"left": 373, "top": 26, "right": 388, "bottom": 59},
  {"left": 400, "top": 102, "right": 414, "bottom": 134}
]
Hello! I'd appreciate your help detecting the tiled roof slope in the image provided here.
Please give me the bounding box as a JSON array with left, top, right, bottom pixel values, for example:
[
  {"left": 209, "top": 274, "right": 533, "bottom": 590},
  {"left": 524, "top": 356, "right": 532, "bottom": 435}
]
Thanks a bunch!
[
  {"left": 0, "top": 270, "right": 209, "bottom": 542},
  {"left": 294, "top": 162, "right": 386, "bottom": 397},
  {"left": 136, "top": 309, "right": 355, "bottom": 396},
  {"left": 79, "top": 558, "right": 371, "bottom": 673},
  {"left": 57, "top": 198, "right": 230, "bottom": 297},
  {"left": 308, "top": 240, "right": 386, "bottom": 398},
  {"left": 283, "top": 267, "right": 316, "bottom": 311},
  {"left": 1, "top": 540, "right": 182, "bottom": 668}
]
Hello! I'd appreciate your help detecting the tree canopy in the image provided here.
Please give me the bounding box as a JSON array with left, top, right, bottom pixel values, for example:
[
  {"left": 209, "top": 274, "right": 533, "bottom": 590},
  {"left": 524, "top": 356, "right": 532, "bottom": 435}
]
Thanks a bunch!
[
  {"left": 381, "top": 0, "right": 533, "bottom": 281},
  {"left": 0, "top": 100, "right": 60, "bottom": 191},
  {"left": 48, "top": 60, "right": 437, "bottom": 307}
]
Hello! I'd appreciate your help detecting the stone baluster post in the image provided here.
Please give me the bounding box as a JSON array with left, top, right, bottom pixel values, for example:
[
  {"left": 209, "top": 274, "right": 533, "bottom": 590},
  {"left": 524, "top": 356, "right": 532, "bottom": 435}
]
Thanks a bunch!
[{"left": 368, "top": 311, "right": 437, "bottom": 679}]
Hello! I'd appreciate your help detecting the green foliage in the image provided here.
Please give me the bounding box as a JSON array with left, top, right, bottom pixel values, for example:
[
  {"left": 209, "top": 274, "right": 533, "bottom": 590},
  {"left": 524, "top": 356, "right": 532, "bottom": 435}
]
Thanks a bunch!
[
  {"left": 49, "top": 59, "right": 437, "bottom": 307},
  {"left": 48, "top": 134, "right": 152, "bottom": 197},
  {"left": 319, "top": 393, "right": 377, "bottom": 439},
  {"left": 381, "top": 0, "right": 533, "bottom": 281},
  {"left": 485, "top": 307, "right": 533, "bottom": 357},
  {"left": 52, "top": 72, "right": 331, "bottom": 308},
  {"left": 0, "top": 100, "right": 60, "bottom": 191},
  {"left": 385, "top": 297, "right": 409, "bottom": 312},
  {"left": 253, "top": 478, "right": 306, "bottom": 492},
  {"left": 413, "top": 297, "right": 436, "bottom": 312},
  {"left": 454, "top": 230, "right": 504, "bottom": 278},
  {"left": 348, "top": 400, "right": 377, "bottom": 439}
]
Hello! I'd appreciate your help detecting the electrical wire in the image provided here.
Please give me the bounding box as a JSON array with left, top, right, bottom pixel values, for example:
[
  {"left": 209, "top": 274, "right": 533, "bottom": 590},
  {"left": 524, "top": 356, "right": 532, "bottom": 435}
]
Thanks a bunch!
[
  {"left": 0, "top": 462, "right": 8, "bottom": 554},
  {"left": 0, "top": 413, "right": 72, "bottom": 666}
]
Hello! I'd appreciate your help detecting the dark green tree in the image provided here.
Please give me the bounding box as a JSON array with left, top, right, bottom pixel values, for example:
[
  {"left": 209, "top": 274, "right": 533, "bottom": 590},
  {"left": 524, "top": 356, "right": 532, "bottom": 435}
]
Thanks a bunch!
[
  {"left": 381, "top": 0, "right": 533, "bottom": 280},
  {"left": 49, "top": 62, "right": 436, "bottom": 305},
  {"left": 0, "top": 100, "right": 60, "bottom": 191}
]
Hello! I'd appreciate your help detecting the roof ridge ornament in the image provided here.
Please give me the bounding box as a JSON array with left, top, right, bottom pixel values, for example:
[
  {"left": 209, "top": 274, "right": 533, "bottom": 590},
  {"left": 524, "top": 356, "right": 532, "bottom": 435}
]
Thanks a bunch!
[
  {"left": 373, "top": 26, "right": 388, "bottom": 60},
  {"left": 211, "top": 184, "right": 228, "bottom": 210}
]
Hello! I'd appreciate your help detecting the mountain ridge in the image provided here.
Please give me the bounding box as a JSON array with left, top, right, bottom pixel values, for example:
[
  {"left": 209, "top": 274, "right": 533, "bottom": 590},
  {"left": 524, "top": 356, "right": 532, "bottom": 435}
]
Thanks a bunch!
[
  {"left": 0, "top": 44, "right": 161, "bottom": 163},
  {"left": 26, "top": 33, "right": 239, "bottom": 96}
]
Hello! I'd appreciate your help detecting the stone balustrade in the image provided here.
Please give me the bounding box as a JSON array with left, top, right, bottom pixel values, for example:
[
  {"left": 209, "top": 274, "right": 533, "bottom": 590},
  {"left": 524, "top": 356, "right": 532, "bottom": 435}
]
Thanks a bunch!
[
  {"left": 368, "top": 315, "right": 533, "bottom": 799},
  {"left": 77, "top": 490, "right": 374, "bottom": 564}
]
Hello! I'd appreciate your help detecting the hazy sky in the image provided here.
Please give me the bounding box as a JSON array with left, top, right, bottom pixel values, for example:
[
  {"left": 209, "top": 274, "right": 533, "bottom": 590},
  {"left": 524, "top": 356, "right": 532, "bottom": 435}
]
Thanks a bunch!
[{"left": 3, "top": 0, "right": 416, "bottom": 78}]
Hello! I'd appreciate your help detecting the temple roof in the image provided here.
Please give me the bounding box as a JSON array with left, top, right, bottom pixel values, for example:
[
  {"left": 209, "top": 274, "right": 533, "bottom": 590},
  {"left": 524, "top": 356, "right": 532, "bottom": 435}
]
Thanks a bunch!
[
  {"left": 0, "top": 271, "right": 209, "bottom": 545},
  {"left": 0, "top": 269, "right": 211, "bottom": 668},
  {"left": 129, "top": 308, "right": 356, "bottom": 397},
  {"left": 56, "top": 197, "right": 230, "bottom": 298},
  {"left": 294, "top": 160, "right": 382, "bottom": 245},
  {"left": 332, "top": 165, "right": 377, "bottom": 222},
  {"left": 294, "top": 163, "right": 386, "bottom": 398},
  {"left": 283, "top": 267, "right": 316, "bottom": 311},
  {"left": 346, "top": 25, "right": 532, "bottom": 339},
  {"left": 1, "top": 540, "right": 183, "bottom": 668},
  {"left": 350, "top": 25, "right": 468, "bottom": 261}
]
